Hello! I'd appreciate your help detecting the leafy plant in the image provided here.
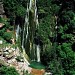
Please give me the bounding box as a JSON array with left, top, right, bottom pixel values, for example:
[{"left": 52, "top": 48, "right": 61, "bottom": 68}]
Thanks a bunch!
[
  {"left": 16, "top": 4, "right": 26, "bottom": 17},
  {"left": 0, "top": 65, "right": 19, "bottom": 75},
  {"left": 3, "top": 32, "right": 14, "bottom": 41}
]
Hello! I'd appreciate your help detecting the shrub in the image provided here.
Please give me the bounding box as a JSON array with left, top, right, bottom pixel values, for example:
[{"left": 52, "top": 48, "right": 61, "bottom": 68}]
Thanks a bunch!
[
  {"left": 3, "top": 32, "right": 13, "bottom": 41},
  {"left": 0, "top": 65, "right": 19, "bottom": 75}
]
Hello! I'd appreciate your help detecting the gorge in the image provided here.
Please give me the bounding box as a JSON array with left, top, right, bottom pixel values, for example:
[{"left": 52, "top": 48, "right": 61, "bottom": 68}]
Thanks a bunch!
[{"left": 0, "top": 0, "right": 75, "bottom": 75}]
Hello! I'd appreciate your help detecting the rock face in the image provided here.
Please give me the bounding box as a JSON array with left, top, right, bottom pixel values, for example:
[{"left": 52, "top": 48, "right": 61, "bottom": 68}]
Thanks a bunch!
[
  {"left": 0, "top": 46, "right": 47, "bottom": 75},
  {"left": 0, "top": 46, "right": 32, "bottom": 74},
  {"left": 0, "top": 47, "right": 16, "bottom": 58},
  {"left": 0, "top": 2, "right": 5, "bottom": 17}
]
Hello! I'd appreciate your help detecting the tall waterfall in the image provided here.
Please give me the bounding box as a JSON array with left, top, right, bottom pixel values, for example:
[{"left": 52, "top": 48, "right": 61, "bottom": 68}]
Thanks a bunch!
[
  {"left": 16, "top": 25, "right": 20, "bottom": 41},
  {"left": 21, "top": 0, "right": 40, "bottom": 62},
  {"left": 36, "top": 45, "right": 40, "bottom": 62},
  {"left": 29, "top": 0, "right": 32, "bottom": 9},
  {"left": 22, "top": 2, "right": 29, "bottom": 49}
]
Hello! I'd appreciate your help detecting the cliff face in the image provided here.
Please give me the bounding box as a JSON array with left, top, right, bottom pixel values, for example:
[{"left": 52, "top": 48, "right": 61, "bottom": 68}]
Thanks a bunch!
[{"left": 0, "top": 2, "right": 5, "bottom": 17}]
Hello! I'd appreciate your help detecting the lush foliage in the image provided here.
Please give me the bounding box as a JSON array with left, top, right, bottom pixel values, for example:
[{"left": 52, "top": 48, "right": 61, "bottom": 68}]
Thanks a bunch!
[
  {"left": 37, "top": 0, "right": 75, "bottom": 75},
  {"left": 1, "top": 0, "right": 75, "bottom": 75},
  {"left": 3, "top": 32, "right": 14, "bottom": 41},
  {"left": 3, "top": 0, "right": 26, "bottom": 17},
  {"left": 0, "top": 65, "right": 19, "bottom": 75},
  {"left": 0, "top": 17, "right": 14, "bottom": 43}
]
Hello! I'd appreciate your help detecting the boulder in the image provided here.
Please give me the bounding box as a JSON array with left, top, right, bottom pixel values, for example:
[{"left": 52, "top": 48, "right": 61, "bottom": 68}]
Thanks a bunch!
[
  {"left": 3, "top": 52, "right": 9, "bottom": 55},
  {"left": 8, "top": 49, "right": 13, "bottom": 53}
]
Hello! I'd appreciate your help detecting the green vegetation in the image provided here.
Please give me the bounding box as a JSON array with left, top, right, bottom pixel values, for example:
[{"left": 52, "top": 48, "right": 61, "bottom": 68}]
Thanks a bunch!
[
  {"left": 3, "top": 32, "right": 14, "bottom": 41},
  {"left": 0, "top": 0, "right": 75, "bottom": 75},
  {"left": 0, "top": 65, "right": 19, "bottom": 75},
  {"left": 0, "top": 17, "right": 14, "bottom": 43},
  {"left": 37, "top": 0, "right": 75, "bottom": 74}
]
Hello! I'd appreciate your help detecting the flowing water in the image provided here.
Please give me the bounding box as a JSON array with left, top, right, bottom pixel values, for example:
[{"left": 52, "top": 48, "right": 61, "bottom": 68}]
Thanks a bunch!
[
  {"left": 36, "top": 45, "right": 40, "bottom": 62},
  {"left": 16, "top": 24, "right": 20, "bottom": 41},
  {"left": 21, "top": 0, "right": 40, "bottom": 62}
]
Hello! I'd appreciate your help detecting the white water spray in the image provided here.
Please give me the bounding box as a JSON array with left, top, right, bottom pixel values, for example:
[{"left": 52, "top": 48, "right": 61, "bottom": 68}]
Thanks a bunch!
[
  {"left": 36, "top": 45, "right": 40, "bottom": 62},
  {"left": 16, "top": 25, "right": 20, "bottom": 41}
]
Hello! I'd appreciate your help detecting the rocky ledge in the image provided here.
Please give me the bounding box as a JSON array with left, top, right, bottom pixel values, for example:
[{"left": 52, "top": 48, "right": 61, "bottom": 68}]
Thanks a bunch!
[{"left": 0, "top": 46, "right": 52, "bottom": 75}]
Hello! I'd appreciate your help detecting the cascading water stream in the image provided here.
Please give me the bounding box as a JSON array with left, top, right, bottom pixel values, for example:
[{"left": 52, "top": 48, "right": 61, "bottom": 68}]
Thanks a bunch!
[
  {"left": 29, "top": 0, "right": 40, "bottom": 62},
  {"left": 21, "top": 3, "right": 30, "bottom": 65},
  {"left": 35, "top": 0, "right": 40, "bottom": 62},
  {"left": 29, "top": 0, "right": 32, "bottom": 9},
  {"left": 36, "top": 45, "right": 40, "bottom": 62},
  {"left": 25, "top": 3, "right": 29, "bottom": 42},
  {"left": 21, "top": 0, "right": 40, "bottom": 62},
  {"left": 16, "top": 24, "right": 20, "bottom": 41},
  {"left": 26, "top": 19, "right": 29, "bottom": 42},
  {"left": 22, "top": 2, "right": 29, "bottom": 49},
  {"left": 22, "top": 21, "right": 25, "bottom": 49}
]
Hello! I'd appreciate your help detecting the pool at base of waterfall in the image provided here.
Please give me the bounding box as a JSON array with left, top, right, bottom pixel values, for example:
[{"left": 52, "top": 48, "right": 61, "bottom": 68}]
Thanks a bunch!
[{"left": 29, "top": 61, "right": 45, "bottom": 70}]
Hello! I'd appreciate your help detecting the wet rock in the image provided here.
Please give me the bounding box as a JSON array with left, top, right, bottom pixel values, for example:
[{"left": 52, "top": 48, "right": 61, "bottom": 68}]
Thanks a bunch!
[
  {"left": 8, "top": 49, "right": 13, "bottom": 53},
  {"left": 5, "top": 52, "right": 14, "bottom": 59},
  {"left": 3, "top": 52, "right": 9, "bottom": 55},
  {"left": 45, "top": 72, "right": 52, "bottom": 75}
]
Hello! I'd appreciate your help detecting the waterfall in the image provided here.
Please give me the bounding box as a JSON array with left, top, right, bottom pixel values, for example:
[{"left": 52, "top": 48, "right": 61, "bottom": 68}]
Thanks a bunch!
[
  {"left": 21, "top": 0, "right": 40, "bottom": 62},
  {"left": 36, "top": 15, "right": 39, "bottom": 29},
  {"left": 29, "top": 0, "right": 32, "bottom": 9},
  {"left": 22, "top": 21, "right": 25, "bottom": 49},
  {"left": 36, "top": 45, "right": 40, "bottom": 62},
  {"left": 16, "top": 25, "right": 20, "bottom": 41},
  {"left": 21, "top": 3, "right": 30, "bottom": 65},
  {"left": 35, "top": 0, "right": 40, "bottom": 62},
  {"left": 29, "top": 0, "right": 40, "bottom": 61},
  {"left": 25, "top": 16, "right": 29, "bottom": 41},
  {"left": 34, "top": 0, "right": 36, "bottom": 20},
  {"left": 22, "top": 3, "right": 29, "bottom": 49}
]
